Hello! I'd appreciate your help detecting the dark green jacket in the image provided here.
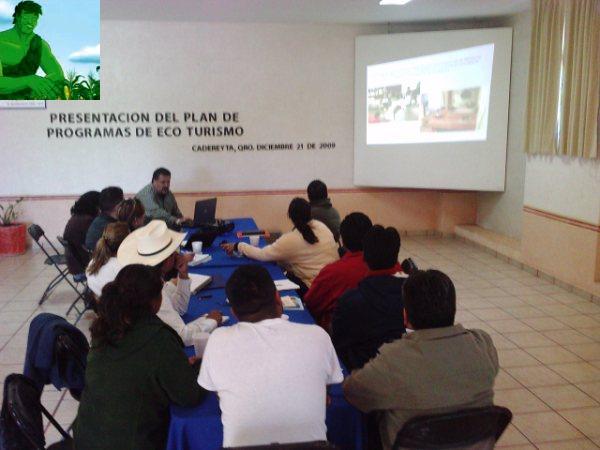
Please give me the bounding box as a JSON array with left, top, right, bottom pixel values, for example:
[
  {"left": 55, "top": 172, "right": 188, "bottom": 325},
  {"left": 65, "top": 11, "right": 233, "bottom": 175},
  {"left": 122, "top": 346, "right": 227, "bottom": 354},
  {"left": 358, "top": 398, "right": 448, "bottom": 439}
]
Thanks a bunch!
[
  {"left": 84, "top": 213, "right": 116, "bottom": 251},
  {"left": 73, "top": 315, "right": 205, "bottom": 450},
  {"left": 310, "top": 198, "right": 341, "bottom": 242}
]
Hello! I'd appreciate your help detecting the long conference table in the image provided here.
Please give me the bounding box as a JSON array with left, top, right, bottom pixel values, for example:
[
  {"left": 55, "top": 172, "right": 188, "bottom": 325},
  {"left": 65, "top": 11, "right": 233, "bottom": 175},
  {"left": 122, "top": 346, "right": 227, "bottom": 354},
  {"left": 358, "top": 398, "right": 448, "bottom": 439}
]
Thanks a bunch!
[{"left": 166, "top": 218, "right": 364, "bottom": 450}]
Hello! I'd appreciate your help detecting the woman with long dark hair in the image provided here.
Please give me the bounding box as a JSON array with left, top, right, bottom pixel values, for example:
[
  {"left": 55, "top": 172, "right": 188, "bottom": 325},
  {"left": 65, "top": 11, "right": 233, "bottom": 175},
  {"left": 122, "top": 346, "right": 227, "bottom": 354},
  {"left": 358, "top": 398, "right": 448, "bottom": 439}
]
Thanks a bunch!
[
  {"left": 74, "top": 264, "right": 205, "bottom": 450},
  {"left": 62, "top": 190, "right": 100, "bottom": 274},
  {"left": 222, "top": 197, "right": 338, "bottom": 290}
]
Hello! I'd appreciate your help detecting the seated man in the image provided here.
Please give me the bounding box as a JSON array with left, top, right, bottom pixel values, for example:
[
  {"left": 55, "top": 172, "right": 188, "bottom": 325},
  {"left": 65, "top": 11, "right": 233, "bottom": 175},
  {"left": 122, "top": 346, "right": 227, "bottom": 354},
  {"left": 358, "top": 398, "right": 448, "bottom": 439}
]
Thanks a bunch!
[
  {"left": 343, "top": 270, "right": 499, "bottom": 450},
  {"left": 198, "top": 265, "right": 343, "bottom": 447},
  {"left": 331, "top": 225, "right": 406, "bottom": 372},
  {"left": 307, "top": 179, "right": 341, "bottom": 242},
  {"left": 0, "top": 1, "right": 64, "bottom": 99},
  {"left": 136, "top": 167, "right": 189, "bottom": 228},
  {"left": 117, "top": 220, "right": 223, "bottom": 357},
  {"left": 304, "top": 212, "right": 373, "bottom": 331},
  {"left": 85, "top": 186, "right": 124, "bottom": 251}
]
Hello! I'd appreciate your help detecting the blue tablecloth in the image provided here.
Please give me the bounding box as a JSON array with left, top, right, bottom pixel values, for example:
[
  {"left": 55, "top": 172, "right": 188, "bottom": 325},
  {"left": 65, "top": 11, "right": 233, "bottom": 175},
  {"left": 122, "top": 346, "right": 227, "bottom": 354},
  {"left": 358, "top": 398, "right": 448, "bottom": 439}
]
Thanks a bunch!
[
  {"left": 186, "top": 217, "right": 269, "bottom": 268},
  {"left": 166, "top": 218, "right": 364, "bottom": 450}
]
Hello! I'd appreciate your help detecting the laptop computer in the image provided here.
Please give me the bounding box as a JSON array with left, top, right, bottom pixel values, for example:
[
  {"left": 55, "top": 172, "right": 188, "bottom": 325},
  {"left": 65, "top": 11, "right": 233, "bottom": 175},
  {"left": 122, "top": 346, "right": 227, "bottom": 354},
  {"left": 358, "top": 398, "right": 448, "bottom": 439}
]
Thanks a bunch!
[{"left": 192, "top": 198, "right": 217, "bottom": 227}]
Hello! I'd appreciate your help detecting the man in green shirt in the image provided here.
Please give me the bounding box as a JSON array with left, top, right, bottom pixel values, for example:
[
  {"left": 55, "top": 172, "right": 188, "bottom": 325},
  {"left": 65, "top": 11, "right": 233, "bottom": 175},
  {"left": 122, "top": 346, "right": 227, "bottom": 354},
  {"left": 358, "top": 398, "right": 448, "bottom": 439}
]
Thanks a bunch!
[
  {"left": 343, "top": 270, "right": 499, "bottom": 450},
  {"left": 136, "top": 167, "right": 190, "bottom": 229},
  {"left": 307, "top": 179, "right": 341, "bottom": 242},
  {"left": 0, "top": 1, "right": 64, "bottom": 99}
]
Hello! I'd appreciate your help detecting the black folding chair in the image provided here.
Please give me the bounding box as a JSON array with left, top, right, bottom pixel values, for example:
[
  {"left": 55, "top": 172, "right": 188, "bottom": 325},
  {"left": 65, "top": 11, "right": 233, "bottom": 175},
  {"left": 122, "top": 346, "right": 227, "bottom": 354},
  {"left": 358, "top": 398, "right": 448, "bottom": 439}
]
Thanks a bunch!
[
  {"left": 56, "top": 236, "right": 91, "bottom": 321},
  {"left": 225, "top": 442, "right": 338, "bottom": 450},
  {"left": 28, "top": 225, "right": 88, "bottom": 322},
  {"left": 56, "top": 235, "right": 91, "bottom": 278},
  {"left": 28, "top": 225, "right": 69, "bottom": 305},
  {"left": 55, "top": 333, "right": 89, "bottom": 402},
  {"left": 1, "top": 373, "right": 73, "bottom": 450},
  {"left": 56, "top": 236, "right": 88, "bottom": 278},
  {"left": 393, "top": 406, "right": 512, "bottom": 450}
]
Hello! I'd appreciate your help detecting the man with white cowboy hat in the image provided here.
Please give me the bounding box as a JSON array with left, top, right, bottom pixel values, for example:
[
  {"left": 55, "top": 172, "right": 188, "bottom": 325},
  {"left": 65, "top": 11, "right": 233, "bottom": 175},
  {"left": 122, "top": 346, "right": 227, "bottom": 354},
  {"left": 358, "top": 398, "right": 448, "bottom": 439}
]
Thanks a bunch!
[{"left": 118, "top": 220, "right": 223, "bottom": 356}]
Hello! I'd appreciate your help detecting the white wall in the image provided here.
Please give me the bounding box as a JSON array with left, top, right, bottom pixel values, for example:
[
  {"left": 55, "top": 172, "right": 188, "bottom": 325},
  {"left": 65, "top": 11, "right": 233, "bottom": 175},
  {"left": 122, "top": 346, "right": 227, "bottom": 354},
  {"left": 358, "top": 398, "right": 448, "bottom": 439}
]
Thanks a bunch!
[
  {"left": 476, "top": 10, "right": 530, "bottom": 238},
  {"left": 0, "top": 21, "right": 383, "bottom": 196},
  {"left": 524, "top": 155, "right": 600, "bottom": 225}
]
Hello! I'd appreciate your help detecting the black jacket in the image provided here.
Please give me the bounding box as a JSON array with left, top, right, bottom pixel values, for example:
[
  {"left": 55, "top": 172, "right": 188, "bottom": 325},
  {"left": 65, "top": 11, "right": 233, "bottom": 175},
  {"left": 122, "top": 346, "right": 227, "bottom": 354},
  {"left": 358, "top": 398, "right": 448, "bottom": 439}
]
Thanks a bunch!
[
  {"left": 63, "top": 214, "right": 95, "bottom": 274},
  {"left": 331, "top": 274, "right": 406, "bottom": 372}
]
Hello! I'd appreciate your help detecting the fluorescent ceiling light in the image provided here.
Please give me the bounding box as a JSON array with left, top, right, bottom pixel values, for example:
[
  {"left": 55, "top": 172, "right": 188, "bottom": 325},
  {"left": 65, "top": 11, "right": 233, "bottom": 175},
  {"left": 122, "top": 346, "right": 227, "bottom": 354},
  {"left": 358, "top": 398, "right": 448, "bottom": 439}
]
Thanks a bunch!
[{"left": 379, "top": 0, "right": 413, "bottom": 5}]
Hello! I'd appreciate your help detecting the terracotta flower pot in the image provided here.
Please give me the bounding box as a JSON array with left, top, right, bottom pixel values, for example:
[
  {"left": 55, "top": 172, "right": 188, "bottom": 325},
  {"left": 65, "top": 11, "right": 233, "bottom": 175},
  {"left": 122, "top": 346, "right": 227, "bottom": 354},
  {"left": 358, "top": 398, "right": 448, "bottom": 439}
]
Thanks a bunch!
[{"left": 0, "top": 223, "right": 27, "bottom": 255}]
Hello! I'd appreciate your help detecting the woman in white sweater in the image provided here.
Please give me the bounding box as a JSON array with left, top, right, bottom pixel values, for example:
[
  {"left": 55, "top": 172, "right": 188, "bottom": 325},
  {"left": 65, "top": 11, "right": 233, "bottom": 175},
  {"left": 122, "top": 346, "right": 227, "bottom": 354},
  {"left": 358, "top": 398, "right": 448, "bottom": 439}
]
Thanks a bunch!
[
  {"left": 86, "top": 222, "right": 130, "bottom": 297},
  {"left": 222, "top": 198, "right": 339, "bottom": 289}
]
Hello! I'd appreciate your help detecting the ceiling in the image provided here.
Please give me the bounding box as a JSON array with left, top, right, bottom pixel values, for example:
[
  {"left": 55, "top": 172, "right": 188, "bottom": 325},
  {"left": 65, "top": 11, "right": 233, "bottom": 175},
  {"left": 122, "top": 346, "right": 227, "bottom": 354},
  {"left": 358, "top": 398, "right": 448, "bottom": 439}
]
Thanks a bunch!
[{"left": 101, "top": 0, "right": 531, "bottom": 24}]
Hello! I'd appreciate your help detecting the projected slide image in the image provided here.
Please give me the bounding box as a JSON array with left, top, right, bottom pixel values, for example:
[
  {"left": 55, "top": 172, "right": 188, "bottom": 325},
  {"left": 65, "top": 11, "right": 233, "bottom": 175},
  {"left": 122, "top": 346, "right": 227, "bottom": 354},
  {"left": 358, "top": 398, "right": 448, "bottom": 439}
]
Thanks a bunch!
[
  {"left": 421, "top": 87, "right": 480, "bottom": 132},
  {"left": 367, "top": 44, "right": 494, "bottom": 145},
  {"left": 368, "top": 82, "right": 422, "bottom": 124}
]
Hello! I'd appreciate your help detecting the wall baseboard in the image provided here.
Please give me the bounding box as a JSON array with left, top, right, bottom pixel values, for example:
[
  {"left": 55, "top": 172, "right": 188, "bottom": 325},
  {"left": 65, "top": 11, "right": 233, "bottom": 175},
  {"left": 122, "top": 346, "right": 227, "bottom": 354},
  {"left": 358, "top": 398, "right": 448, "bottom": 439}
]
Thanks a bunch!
[{"left": 455, "top": 225, "right": 600, "bottom": 305}]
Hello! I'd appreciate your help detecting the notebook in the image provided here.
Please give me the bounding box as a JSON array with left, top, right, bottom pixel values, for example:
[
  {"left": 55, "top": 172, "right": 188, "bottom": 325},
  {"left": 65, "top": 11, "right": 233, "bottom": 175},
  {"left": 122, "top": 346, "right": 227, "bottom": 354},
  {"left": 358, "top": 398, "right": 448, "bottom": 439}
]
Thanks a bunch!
[
  {"left": 274, "top": 279, "right": 301, "bottom": 291},
  {"left": 281, "top": 295, "right": 304, "bottom": 310},
  {"left": 189, "top": 273, "right": 212, "bottom": 294}
]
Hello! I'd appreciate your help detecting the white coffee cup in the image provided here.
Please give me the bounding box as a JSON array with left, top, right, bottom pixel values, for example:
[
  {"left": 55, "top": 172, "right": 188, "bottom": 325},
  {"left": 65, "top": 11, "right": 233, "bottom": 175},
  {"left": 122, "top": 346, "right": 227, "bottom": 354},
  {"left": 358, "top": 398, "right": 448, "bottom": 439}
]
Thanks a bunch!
[
  {"left": 249, "top": 235, "right": 260, "bottom": 246},
  {"left": 192, "top": 241, "right": 203, "bottom": 254}
]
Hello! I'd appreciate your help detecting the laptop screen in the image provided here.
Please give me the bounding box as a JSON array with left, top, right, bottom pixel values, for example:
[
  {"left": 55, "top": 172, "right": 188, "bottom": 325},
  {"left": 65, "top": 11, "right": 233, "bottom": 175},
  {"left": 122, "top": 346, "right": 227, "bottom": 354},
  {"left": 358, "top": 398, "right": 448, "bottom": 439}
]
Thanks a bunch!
[{"left": 193, "top": 198, "right": 217, "bottom": 226}]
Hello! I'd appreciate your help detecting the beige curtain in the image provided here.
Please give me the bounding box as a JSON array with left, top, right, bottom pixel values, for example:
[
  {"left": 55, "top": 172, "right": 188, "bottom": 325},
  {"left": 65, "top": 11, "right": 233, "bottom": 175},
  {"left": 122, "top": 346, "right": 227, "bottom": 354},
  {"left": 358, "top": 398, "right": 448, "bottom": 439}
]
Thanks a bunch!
[{"left": 525, "top": 0, "right": 600, "bottom": 158}]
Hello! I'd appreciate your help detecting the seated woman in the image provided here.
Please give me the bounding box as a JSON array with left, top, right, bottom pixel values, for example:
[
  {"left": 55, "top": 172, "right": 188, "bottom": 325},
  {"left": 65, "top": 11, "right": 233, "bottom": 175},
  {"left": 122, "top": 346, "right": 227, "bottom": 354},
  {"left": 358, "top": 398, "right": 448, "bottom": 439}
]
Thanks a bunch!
[
  {"left": 74, "top": 264, "right": 206, "bottom": 450},
  {"left": 117, "top": 197, "right": 146, "bottom": 230},
  {"left": 86, "top": 222, "right": 130, "bottom": 298},
  {"left": 62, "top": 191, "right": 100, "bottom": 275},
  {"left": 222, "top": 197, "right": 338, "bottom": 292}
]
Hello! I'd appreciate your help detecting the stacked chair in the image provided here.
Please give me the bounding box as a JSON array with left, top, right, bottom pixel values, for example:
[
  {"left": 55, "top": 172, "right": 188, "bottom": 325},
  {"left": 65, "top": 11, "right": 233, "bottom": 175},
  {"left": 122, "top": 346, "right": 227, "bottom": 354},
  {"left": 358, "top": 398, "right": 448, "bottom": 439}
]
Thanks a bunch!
[{"left": 0, "top": 313, "right": 89, "bottom": 449}]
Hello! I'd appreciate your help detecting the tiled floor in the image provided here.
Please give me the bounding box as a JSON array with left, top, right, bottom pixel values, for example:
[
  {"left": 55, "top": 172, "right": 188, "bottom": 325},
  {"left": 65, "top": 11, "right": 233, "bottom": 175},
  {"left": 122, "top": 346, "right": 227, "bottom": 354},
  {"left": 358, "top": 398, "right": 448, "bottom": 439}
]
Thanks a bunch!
[{"left": 1, "top": 236, "right": 600, "bottom": 448}]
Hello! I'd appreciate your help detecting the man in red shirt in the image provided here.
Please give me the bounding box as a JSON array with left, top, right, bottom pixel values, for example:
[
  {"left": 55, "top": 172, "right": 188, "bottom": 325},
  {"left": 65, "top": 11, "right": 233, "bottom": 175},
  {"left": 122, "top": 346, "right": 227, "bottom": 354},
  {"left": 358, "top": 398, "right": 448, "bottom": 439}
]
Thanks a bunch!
[{"left": 305, "top": 212, "right": 373, "bottom": 332}]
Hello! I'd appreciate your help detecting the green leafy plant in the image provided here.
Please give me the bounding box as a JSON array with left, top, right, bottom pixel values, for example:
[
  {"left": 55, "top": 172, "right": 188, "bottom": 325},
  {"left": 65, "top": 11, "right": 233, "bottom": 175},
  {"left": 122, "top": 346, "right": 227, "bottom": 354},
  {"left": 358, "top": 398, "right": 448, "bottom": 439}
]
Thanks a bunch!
[
  {"left": 64, "top": 70, "right": 84, "bottom": 100},
  {"left": 62, "top": 70, "right": 100, "bottom": 100},
  {"left": 0, "top": 197, "right": 24, "bottom": 226}
]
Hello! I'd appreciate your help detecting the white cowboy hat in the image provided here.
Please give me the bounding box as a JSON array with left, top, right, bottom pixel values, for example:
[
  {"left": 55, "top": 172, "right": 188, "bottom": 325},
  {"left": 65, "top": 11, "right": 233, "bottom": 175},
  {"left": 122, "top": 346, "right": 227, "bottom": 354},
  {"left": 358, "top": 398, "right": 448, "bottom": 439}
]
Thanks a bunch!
[{"left": 117, "top": 220, "right": 186, "bottom": 267}]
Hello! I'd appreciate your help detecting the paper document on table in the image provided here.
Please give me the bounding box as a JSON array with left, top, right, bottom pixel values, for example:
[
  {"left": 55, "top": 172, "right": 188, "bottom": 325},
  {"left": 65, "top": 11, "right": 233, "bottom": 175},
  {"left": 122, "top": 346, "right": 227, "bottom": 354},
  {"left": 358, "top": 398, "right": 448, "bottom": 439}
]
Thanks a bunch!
[
  {"left": 190, "top": 273, "right": 212, "bottom": 294},
  {"left": 281, "top": 295, "right": 304, "bottom": 310},
  {"left": 274, "top": 279, "right": 301, "bottom": 291},
  {"left": 188, "top": 254, "right": 212, "bottom": 266}
]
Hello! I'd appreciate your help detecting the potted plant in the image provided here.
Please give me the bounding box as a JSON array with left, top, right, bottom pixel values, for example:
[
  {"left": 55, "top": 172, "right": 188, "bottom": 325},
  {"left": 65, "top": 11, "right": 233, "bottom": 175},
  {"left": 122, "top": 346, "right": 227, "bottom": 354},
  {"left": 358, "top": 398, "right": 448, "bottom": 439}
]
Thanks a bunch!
[{"left": 0, "top": 197, "right": 26, "bottom": 255}]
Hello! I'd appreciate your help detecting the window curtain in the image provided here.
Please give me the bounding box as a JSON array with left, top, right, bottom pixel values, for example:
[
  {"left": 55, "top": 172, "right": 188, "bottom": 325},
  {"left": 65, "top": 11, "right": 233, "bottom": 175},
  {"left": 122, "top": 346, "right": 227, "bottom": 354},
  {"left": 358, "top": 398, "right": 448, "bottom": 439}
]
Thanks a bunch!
[{"left": 525, "top": 0, "right": 599, "bottom": 158}]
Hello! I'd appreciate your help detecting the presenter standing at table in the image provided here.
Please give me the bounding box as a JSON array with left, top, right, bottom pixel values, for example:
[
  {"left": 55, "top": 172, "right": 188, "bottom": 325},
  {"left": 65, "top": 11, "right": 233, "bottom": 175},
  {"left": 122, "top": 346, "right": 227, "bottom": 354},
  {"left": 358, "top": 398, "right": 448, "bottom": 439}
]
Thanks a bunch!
[{"left": 136, "top": 167, "right": 191, "bottom": 229}]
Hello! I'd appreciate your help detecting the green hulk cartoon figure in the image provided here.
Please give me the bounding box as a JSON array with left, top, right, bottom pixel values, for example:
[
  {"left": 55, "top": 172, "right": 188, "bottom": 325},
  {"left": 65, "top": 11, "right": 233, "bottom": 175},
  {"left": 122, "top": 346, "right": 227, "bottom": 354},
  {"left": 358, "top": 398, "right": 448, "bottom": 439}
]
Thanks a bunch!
[{"left": 0, "top": 1, "right": 64, "bottom": 99}]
